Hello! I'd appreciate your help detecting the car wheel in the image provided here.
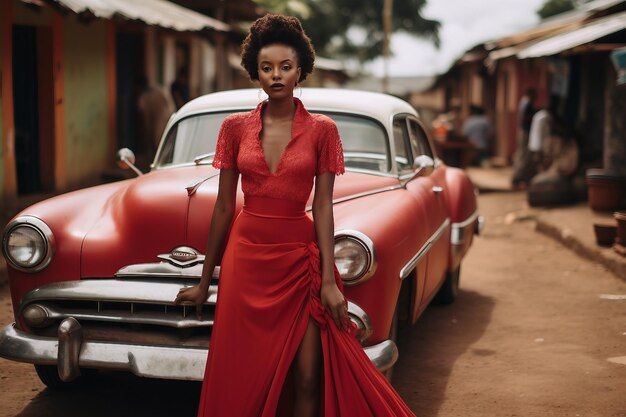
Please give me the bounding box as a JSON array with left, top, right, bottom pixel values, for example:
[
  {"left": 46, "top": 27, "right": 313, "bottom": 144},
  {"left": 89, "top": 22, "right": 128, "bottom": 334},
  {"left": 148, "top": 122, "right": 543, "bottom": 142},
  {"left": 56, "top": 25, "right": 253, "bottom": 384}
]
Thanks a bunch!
[
  {"left": 433, "top": 266, "right": 461, "bottom": 305},
  {"left": 34, "top": 365, "right": 97, "bottom": 389}
]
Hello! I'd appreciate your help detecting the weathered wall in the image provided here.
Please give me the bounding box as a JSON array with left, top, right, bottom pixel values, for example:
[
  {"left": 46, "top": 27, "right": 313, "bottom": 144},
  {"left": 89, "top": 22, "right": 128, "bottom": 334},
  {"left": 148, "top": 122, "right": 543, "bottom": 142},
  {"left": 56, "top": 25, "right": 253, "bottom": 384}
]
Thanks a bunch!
[{"left": 63, "top": 16, "right": 109, "bottom": 189}]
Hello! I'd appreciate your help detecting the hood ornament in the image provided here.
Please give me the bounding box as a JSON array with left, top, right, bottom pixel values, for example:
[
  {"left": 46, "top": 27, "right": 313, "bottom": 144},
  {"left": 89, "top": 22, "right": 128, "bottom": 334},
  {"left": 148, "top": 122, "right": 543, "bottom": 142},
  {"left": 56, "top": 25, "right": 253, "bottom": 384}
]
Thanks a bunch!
[{"left": 158, "top": 246, "right": 205, "bottom": 268}]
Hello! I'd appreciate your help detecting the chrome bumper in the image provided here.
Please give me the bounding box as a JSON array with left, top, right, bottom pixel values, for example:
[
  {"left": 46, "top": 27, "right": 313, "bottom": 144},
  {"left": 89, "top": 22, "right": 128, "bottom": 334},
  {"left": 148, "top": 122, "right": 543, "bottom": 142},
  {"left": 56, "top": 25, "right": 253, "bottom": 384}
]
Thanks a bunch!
[
  {"left": 450, "top": 211, "right": 483, "bottom": 269},
  {"left": 0, "top": 321, "right": 398, "bottom": 381}
]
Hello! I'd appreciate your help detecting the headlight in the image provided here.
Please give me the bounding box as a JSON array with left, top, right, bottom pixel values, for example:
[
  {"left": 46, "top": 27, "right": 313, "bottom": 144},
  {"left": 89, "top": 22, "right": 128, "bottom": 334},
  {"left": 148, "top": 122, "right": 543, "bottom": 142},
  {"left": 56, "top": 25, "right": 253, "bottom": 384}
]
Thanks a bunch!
[
  {"left": 334, "top": 230, "right": 377, "bottom": 285},
  {"left": 2, "top": 216, "right": 55, "bottom": 272}
]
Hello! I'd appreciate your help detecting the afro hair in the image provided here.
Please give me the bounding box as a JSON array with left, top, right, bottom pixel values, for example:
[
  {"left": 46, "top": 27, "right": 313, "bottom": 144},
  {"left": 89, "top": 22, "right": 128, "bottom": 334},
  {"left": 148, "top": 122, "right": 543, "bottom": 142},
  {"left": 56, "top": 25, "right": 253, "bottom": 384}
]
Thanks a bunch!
[{"left": 240, "top": 14, "right": 315, "bottom": 83}]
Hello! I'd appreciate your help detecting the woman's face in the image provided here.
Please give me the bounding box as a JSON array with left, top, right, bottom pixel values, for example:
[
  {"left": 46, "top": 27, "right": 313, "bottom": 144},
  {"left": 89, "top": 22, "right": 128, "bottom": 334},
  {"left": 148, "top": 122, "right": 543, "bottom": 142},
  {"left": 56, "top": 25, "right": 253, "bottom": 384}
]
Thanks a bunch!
[{"left": 257, "top": 44, "right": 301, "bottom": 100}]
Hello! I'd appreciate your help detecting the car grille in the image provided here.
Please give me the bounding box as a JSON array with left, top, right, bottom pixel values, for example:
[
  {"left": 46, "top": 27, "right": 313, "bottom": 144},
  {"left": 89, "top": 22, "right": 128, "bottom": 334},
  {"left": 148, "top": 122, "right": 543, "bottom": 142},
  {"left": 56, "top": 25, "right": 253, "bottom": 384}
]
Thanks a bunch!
[{"left": 19, "top": 279, "right": 217, "bottom": 348}]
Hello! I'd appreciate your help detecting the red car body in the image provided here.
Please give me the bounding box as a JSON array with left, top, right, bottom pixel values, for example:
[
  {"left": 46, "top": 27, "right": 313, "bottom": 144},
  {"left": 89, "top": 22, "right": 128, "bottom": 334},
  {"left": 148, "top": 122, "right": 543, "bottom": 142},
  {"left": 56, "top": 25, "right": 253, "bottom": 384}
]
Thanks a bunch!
[{"left": 1, "top": 89, "right": 481, "bottom": 386}]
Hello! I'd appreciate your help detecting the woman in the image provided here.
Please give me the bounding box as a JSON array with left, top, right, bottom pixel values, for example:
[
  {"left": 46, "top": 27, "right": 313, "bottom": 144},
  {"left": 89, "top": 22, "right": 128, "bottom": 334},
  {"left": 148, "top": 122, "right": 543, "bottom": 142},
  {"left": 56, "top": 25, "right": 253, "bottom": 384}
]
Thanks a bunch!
[{"left": 175, "top": 14, "right": 416, "bottom": 417}]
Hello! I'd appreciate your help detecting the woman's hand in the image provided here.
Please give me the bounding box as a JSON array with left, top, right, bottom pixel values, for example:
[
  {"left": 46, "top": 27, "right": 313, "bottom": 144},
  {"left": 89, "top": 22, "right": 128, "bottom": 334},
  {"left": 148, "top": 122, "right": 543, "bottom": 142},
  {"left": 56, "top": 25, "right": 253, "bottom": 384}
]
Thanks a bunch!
[
  {"left": 320, "top": 281, "right": 350, "bottom": 331},
  {"left": 174, "top": 285, "right": 208, "bottom": 320}
]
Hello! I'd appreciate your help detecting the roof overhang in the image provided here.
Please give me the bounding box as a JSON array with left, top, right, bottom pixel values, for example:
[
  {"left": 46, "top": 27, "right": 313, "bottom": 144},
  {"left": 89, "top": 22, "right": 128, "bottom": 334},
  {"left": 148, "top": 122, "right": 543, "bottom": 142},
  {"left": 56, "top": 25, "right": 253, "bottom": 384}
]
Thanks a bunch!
[
  {"left": 517, "top": 11, "right": 626, "bottom": 58},
  {"left": 21, "top": 0, "right": 230, "bottom": 32}
]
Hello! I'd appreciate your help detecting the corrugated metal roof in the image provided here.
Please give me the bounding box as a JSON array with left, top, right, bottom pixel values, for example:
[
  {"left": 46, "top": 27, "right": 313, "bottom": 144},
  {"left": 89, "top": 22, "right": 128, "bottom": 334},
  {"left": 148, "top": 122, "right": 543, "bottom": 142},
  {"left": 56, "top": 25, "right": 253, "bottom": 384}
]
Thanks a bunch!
[
  {"left": 26, "top": 0, "right": 230, "bottom": 32},
  {"left": 485, "top": 0, "right": 626, "bottom": 50},
  {"left": 517, "top": 11, "right": 626, "bottom": 58}
]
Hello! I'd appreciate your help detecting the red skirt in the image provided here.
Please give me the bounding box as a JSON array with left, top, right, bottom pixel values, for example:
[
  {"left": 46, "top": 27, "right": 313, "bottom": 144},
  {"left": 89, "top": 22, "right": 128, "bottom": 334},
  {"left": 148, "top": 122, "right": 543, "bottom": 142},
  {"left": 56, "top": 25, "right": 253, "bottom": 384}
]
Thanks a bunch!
[{"left": 197, "top": 196, "right": 416, "bottom": 417}]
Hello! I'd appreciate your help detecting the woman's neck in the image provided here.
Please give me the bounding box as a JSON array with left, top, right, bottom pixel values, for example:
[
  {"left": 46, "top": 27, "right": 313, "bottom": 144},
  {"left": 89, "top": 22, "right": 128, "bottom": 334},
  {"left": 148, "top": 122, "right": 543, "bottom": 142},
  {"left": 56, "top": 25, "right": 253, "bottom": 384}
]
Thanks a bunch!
[{"left": 264, "top": 96, "right": 296, "bottom": 121}]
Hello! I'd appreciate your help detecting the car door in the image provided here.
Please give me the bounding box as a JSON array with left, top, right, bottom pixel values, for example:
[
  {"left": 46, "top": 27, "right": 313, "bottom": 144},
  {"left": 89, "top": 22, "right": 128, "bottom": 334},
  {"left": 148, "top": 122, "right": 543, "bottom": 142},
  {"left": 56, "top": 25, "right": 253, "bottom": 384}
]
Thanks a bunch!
[
  {"left": 392, "top": 115, "right": 432, "bottom": 322},
  {"left": 406, "top": 117, "right": 451, "bottom": 305}
]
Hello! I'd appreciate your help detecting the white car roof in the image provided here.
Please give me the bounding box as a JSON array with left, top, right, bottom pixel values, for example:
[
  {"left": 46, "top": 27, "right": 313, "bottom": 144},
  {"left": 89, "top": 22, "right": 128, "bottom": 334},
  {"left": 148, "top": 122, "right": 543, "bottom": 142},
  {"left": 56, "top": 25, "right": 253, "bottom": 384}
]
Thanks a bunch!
[{"left": 172, "top": 88, "right": 418, "bottom": 126}]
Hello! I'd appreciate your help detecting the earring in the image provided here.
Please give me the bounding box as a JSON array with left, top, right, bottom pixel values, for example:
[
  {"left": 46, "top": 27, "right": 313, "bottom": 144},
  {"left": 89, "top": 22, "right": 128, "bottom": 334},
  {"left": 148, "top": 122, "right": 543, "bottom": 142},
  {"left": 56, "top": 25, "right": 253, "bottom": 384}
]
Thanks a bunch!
[
  {"left": 258, "top": 88, "right": 268, "bottom": 101},
  {"left": 295, "top": 85, "right": 302, "bottom": 98}
]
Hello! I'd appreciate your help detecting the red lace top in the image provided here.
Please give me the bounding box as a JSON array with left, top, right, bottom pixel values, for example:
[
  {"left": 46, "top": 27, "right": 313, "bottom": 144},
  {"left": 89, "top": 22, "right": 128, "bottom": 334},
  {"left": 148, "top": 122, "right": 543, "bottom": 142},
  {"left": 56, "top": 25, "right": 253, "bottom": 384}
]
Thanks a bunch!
[{"left": 212, "top": 98, "right": 344, "bottom": 204}]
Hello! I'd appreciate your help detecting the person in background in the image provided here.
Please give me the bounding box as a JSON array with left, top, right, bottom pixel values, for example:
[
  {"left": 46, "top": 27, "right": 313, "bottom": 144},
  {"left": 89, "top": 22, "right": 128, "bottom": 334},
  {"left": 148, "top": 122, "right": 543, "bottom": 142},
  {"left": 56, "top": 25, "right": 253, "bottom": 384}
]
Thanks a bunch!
[
  {"left": 527, "top": 103, "right": 554, "bottom": 172},
  {"left": 462, "top": 105, "right": 493, "bottom": 166},
  {"left": 512, "top": 88, "right": 537, "bottom": 188},
  {"left": 136, "top": 76, "right": 175, "bottom": 170},
  {"left": 170, "top": 66, "right": 190, "bottom": 110}
]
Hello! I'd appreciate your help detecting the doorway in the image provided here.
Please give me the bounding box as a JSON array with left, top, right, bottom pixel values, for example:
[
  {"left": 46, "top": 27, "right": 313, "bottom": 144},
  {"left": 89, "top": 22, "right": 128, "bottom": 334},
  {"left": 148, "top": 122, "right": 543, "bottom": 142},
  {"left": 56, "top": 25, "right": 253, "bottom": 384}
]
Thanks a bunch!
[{"left": 11, "top": 24, "right": 55, "bottom": 195}]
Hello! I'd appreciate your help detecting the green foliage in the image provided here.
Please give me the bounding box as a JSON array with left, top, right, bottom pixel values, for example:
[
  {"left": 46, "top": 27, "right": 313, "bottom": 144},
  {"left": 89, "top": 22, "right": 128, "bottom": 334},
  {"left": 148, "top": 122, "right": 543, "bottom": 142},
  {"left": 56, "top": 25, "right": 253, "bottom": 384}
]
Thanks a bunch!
[
  {"left": 537, "top": 0, "right": 577, "bottom": 19},
  {"left": 254, "top": 0, "right": 440, "bottom": 62}
]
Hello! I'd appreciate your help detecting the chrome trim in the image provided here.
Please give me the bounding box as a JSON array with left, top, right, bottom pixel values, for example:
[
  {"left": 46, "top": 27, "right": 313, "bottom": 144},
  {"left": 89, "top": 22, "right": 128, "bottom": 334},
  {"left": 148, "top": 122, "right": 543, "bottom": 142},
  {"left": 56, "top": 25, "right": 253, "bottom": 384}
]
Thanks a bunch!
[
  {"left": 334, "top": 229, "right": 378, "bottom": 286},
  {"left": 19, "top": 280, "right": 219, "bottom": 312},
  {"left": 18, "top": 280, "right": 367, "bottom": 333},
  {"left": 399, "top": 218, "right": 451, "bottom": 279},
  {"left": 0, "top": 324, "right": 399, "bottom": 378},
  {"left": 2, "top": 216, "right": 56, "bottom": 273},
  {"left": 21, "top": 301, "right": 215, "bottom": 328},
  {"left": 347, "top": 302, "right": 373, "bottom": 342},
  {"left": 324, "top": 185, "right": 403, "bottom": 209},
  {"left": 450, "top": 210, "right": 480, "bottom": 245},
  {"left": 476, "top": 215, "right": 485, "bottom": 235},
  {"left": 185, "top": 174, "right": 219, "bottom": 196},
  {"left": 157, "top": 246, "right": 205, "bottom": 268},
  {"left": 58, "top": 317, "right": 83, "bottom": 382},
  {"left": 116, "top": 263, "right": 220, "bottom": 279}
]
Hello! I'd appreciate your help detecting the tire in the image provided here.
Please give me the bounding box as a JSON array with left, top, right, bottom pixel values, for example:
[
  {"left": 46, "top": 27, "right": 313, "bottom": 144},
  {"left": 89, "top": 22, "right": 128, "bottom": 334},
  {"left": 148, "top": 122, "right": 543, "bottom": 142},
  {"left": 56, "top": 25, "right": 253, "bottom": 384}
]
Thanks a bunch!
[
  {"left": 34, "top": 365, "right": 97, "bottom": 389},
  {"left": 433, "top": 266, "right": 460, "bottom": 305}
]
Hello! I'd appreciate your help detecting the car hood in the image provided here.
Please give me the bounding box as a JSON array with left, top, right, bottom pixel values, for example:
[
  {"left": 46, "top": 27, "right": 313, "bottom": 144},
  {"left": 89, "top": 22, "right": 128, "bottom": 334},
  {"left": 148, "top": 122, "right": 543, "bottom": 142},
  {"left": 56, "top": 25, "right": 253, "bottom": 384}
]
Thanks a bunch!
[{"left": 81, "top": 166, "right": 399, "bottom": 277}]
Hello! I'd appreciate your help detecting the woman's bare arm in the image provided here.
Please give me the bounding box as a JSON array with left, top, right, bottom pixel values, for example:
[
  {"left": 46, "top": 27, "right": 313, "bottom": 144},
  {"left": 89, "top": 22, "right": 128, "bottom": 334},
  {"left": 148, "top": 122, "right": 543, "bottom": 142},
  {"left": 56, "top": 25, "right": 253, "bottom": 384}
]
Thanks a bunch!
[
  {"left": 313, "top": 172, "right": 348, "bottom": 330},
  {"left": 174, "top": 168, "right": 239, "bottom": 318}
]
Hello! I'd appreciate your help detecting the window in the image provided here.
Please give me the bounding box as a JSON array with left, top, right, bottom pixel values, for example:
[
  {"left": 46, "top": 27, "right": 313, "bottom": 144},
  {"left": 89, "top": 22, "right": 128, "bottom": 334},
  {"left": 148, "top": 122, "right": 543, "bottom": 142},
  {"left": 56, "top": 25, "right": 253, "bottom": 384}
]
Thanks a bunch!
[
  {"left": 392, "top": 117, "right": 413, "bottom": 173},
  {"left": 155, "top": 111, "right": 390, "bottom": 174},
  {"left": 407, "top": 119, "right": 434, "bottom": 159}
]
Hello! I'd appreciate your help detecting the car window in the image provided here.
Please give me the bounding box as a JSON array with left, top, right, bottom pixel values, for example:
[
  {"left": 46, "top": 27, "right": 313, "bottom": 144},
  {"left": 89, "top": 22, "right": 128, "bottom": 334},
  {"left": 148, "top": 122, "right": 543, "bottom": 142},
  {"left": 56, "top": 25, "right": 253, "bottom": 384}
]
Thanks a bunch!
[
  {"left": 326, "top": 114, "right": 390, "bottom": 173},
  {"left": 392, "top": 117, "right": 413, "bottom": 173},
  {"left": 157, "top": 112, "right": 229, "bottom": 166},
  {"left": 407, "top": 119, "right": 434, "bottom": 159},
  {"left": 156, "top": 111, "right": 390, "bottom": 173}
]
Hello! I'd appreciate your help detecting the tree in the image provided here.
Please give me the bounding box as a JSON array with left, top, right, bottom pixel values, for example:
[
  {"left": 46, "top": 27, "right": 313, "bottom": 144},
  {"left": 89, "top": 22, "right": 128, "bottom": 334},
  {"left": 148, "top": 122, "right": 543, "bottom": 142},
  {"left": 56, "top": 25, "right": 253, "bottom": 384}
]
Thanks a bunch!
[
  {"left": 255, "top": 0, "right": 440, "bottom": 62},
  {"left": 536, "top": 0, "right": 577, "bottom": 19}
]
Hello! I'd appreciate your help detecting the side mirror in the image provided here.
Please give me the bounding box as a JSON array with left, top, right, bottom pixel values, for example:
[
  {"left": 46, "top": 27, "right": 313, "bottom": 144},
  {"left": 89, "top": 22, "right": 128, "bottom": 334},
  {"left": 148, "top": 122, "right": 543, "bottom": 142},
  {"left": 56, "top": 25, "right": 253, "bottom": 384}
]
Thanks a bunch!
[
  {"left": 116, "top": 148, "right": 143, "bottom": 176},
  {"left": 412, "top": 155, "right": 435, "bottom": 177}
]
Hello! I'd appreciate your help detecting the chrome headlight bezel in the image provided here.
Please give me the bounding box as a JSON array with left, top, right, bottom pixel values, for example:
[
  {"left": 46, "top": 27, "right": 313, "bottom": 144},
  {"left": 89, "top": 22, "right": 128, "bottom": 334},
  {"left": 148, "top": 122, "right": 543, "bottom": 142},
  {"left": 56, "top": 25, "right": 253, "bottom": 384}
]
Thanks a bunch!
[
  {"left": 333, "top": 230, "right": 377, "bottom": 286},
  {"left": 2, "top": 216, "right": 55, "bottom": 273}
]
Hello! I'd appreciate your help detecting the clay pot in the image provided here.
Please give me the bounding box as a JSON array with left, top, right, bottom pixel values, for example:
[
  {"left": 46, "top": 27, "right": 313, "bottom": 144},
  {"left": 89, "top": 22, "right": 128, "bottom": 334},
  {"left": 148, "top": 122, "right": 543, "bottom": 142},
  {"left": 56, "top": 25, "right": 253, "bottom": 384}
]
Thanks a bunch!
[
  {"left": 586, "top": 169, "right": 626, "bottom": 212},
  {"left": 615, "top": 211, "right": 626, "bottom": 245},
  {"left": 593, "top": 223, "right": 617, "bottom": 247}
]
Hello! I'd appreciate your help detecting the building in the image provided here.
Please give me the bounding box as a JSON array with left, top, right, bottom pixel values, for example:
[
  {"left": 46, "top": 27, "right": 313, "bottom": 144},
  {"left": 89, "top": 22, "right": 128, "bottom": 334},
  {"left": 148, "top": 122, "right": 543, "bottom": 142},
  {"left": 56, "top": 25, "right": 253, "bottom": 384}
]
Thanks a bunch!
[
  {"left": 423, "top": 0, "right": 626, "bottom": 172},
  {"left": 1, "top": 0, "right": 230, "bottom": 200}
]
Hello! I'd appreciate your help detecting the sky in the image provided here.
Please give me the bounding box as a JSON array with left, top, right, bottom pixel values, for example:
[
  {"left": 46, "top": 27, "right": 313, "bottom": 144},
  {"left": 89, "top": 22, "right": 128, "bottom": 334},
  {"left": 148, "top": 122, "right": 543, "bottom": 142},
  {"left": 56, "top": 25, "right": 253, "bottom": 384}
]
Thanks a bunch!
[{"left": 365, "top": 0, "right": 547, "bottom": 77}]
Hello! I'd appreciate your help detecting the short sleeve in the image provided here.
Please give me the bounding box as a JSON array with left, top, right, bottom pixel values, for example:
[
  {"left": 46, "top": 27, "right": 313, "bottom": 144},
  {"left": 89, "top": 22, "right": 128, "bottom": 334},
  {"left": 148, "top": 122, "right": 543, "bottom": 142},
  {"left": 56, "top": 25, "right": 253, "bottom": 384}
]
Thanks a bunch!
[
  {"left": 316, "top": 120, "right": 345, "bottom": 175},
  {"left": 212, "top": 117, "right": 239, "bottom": 170}
]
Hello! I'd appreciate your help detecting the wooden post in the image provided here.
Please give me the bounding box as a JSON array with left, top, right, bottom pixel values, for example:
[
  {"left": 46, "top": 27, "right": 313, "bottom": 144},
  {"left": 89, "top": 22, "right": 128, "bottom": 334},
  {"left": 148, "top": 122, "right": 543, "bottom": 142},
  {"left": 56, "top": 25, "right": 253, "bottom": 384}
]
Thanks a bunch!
[
  {"left": 52, "top": 11, "right": 66, "bottom": 191},
  {"left": 106, "top": 21, "right": 117, "bottom": 158},
  {"left": 2, "top": 0, "right": 17, "bottom": 198},
  {"left": 605, "top": 64, "right": 626, "bottom": 175},
  {"left": 382, "top": 0, "right": 393, "bottom": 94}
]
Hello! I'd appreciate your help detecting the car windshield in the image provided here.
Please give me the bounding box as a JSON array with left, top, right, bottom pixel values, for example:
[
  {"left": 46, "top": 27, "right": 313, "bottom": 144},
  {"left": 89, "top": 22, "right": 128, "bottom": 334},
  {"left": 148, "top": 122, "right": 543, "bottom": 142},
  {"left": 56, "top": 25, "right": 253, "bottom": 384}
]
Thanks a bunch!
[{"left": 155, "top": 111, "right": 390, "bottom": 173}]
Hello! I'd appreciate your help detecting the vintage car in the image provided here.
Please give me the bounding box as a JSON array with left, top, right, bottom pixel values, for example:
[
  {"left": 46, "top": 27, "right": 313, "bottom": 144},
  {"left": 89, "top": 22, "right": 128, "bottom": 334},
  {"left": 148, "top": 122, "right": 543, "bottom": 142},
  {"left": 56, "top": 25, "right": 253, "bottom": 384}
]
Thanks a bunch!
[{"left": 0, "top": 88, "right": 481, "bottom": 387}]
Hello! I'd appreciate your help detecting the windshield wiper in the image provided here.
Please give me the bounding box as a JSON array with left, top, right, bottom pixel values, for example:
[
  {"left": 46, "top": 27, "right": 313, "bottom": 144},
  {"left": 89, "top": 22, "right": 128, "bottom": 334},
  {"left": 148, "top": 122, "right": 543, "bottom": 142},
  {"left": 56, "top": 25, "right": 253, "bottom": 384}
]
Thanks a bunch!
[{"left": 193, "top": 153, "right": 215, "bottom": 165}]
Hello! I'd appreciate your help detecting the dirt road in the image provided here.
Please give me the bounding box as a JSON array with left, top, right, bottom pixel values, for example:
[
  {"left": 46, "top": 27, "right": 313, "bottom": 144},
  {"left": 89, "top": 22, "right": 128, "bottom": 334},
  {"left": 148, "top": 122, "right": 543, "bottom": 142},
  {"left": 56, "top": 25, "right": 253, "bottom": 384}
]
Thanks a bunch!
[{"left": 1, "top": 191, "right": 625, "bottom": 416}]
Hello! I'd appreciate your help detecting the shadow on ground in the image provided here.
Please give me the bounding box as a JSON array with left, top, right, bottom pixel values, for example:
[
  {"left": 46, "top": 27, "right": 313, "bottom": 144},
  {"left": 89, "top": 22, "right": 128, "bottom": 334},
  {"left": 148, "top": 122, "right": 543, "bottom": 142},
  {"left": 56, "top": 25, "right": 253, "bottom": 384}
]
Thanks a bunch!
[
  {"left": 15, "top": 373, "right": 201, "bottom": 417},
  {"left": 392, "top": 289, "right": 495, "bottom": 417}
]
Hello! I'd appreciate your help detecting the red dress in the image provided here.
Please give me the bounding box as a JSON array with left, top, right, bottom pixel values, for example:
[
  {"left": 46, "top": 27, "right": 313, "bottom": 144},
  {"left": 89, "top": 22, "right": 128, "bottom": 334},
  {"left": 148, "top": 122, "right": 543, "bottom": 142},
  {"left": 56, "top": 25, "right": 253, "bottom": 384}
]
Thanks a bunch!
[{"left": 198, "top": 98, "right": 416, "bottom": 417}]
